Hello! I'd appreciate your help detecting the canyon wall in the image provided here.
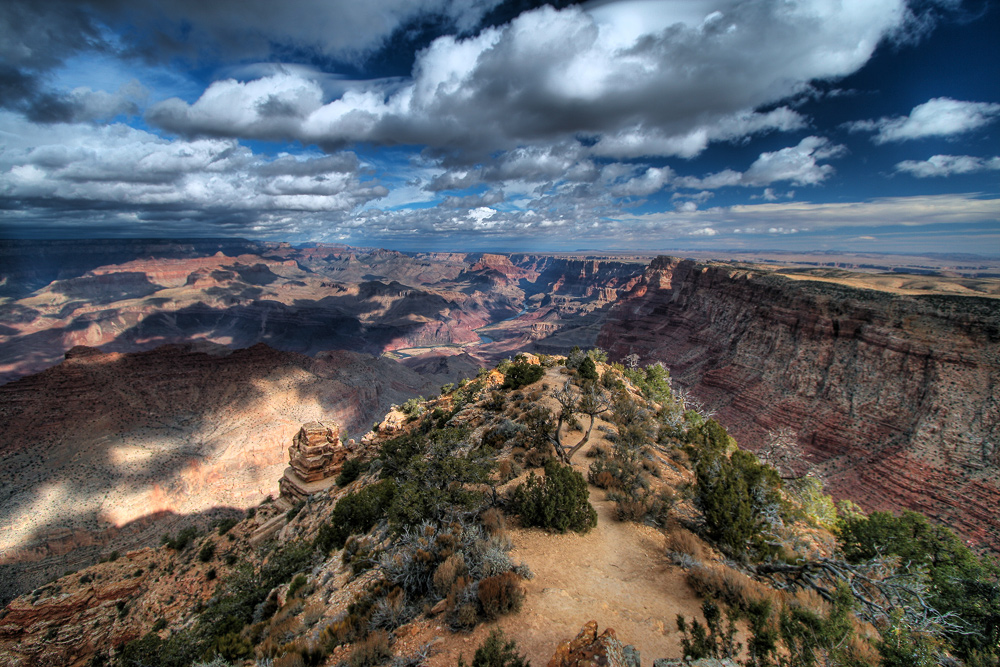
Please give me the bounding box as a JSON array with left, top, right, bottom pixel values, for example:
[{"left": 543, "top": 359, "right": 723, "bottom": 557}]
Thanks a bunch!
[
  {"left": 0, "top": 244, "right": 648, "bottom": 384},
  {"left": 598, "top": 257, "right": 1000, "bottom": 550},
  {"left": 0, "top": 342, "right": 435, "bottom": 604}
]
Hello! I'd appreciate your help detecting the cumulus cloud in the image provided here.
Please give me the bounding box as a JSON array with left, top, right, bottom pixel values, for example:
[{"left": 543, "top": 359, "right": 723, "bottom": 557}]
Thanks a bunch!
[
  {"left": 0, "top": 113, "right": 387, "bottom": 230},
  {"left": 895, "top": 154, "right": 1000, "bottom": 178},
  {"left": 848, "top": 98, "right": 1000, "bottom": 143},
  {"left": 148, "top": 1, "right": 910, "bottom": 156},
  {"left": 675, "top": 137, "right": 844, "bottom": 189},
  {"left": 609, "top": 167, "right": 674, "bottom": 197}
]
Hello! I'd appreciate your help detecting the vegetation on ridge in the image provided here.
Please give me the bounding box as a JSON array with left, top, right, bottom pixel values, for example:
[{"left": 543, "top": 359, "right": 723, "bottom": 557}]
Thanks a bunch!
[{"left": 12, "top": 349, "right": 997, "bottom": 667}]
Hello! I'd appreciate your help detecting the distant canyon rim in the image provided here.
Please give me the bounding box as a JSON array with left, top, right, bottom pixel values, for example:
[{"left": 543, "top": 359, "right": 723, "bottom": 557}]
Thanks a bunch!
[{"left": 1, "top": 238, "right": 998, "bottom": 602}]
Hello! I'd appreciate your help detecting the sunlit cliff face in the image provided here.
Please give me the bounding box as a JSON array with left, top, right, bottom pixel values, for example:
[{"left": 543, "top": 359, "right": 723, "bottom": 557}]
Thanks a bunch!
[{"left": 0, "top": 344, "right": 431, "bottom": 576}]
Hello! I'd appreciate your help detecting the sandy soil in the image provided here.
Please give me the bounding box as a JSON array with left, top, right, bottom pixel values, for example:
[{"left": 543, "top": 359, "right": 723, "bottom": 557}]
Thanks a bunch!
[
  {"left": 399, "top": 373, "right": 703, "bottom": 667},
  {"left": 400, "top": 480, "right": 702, "bottom": 667}
]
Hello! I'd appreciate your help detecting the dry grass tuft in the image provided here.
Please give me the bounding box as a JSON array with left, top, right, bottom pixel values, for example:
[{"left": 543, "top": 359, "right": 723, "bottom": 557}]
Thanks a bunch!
[
  {"left": 666, "top": 528, "right": 707, "bottom": 562},
  {"left": 686, "top": 562, "right": 777, "bottom": 613},
  {"left": 481, "top": 507, "right": 507, "bottom": 538},
  {"left": 348, "top": 629, "right": 392, "bottom": 667},
  {"left": 477, "top": 571, "right": 524, "bottom": 620}
]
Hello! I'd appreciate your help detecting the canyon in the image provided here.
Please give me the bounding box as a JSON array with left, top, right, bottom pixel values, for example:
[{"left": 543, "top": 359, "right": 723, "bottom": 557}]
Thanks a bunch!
[
  {"left": 0, "top": 343, "right": 437, "bottom": 604},
  {"left": 0, "top": 241, "right": 647, "bottom": 385},
  {"left": 598, "top": 256, "right": 1000, "bottom": 550},
  {"left": 1, "top": 240, "right": 998, "bottom": 607}
]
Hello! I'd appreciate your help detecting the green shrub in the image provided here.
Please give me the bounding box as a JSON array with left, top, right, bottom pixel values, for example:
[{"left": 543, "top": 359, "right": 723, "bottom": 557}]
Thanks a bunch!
[
  {"left": 578, "top": 356, "right": 598, "bottom": 381},
  {"left": 286, "top": 500, "right": 306, "bottom": 520},
  {"left": 387, "top": 438, "right": 491, "bottom": 528},
  {"left": 336, "top": 458, "right": 367, "bottom": 486},
  {"left": 116, "top": 629, "right": 201, "bottom": 667},
  {"left": 162, "top": 526, "right": 199, "bottom": 551},
  {"left": 502, "top": 361, "right": 544, "bottom": 390},
  {"left": 400, "top": 396, "right": 425, "bottom": 418},
  {"left": 216, "top": 517, "right": 239, "bottom": 536},
  {"left": 288, "top": 573, "right": 308, "bottom": 598},
  {"left": 209, "top": 631, "right": 252, "bottom": 662},
  {"left": 198, "top": 541, "right": 216, "bottom": 563},
  {"left": 512, "top": 459, "right": 597, "bottom": 533},
  {"left": 676, "top": 599, "right": 741, "bottom": 661},
  {"left": 695, "top": 446, "right": 782, "bottom": 560},
  {"left": 838, "top": 509, "right": 1000, "bottom": 663},
  {"left": 788, "top": 476, "right": 837, "bottom": 529},
  {"left": 622, "top": 362, "right": 672, "bottom": 404},
  {"left": 460, "top": 628, "right": 529, "bottom": 667},
  {"left": 565, "top": 346, "right": 586, "bottom": 370},
  {"left": 378, "top": 432, "right": 425, "bottom": 480},
  {"left": 314, "top": 479, "right": 397, "bottom": 553}
]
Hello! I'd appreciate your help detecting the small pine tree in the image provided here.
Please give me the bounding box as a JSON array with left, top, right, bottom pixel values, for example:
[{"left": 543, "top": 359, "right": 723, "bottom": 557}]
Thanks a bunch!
[
  {"left": 460, "top": 628, "right": 530, "bottom": 667},
  {"left": 512, "top": 459, "right": 597, "bottom": 533},
  {"left": 578, "top": 356, "right": 598, "bottom": 381}
]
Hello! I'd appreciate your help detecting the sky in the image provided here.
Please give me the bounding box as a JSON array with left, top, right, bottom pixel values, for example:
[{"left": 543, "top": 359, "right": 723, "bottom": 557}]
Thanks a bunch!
[{"left": 0, "top": 0, "right": 998, "bottom": 254}]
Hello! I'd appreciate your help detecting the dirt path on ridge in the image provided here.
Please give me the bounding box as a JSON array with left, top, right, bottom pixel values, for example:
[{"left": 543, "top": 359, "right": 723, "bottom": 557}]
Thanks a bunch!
[{"left": 492, "top": 480, "right": 702, "bottom": 666}]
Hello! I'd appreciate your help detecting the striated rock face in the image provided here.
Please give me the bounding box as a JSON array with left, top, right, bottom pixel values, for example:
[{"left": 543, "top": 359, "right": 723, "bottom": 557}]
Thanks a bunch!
[
  {"left": 598, "top": 257, "right": 1000, "bottom": 550},
  {"left": 288, "top": 421, "right": 345, "bottom": 483},
  {"left": 547, "top": 621, "right": 640, "bottom": 667},
  {"left": 278, "top": 421, "right": 353, "bottom": 503},
  {"left": 0, "top": 343, "right": 435, "bottom": 604}
]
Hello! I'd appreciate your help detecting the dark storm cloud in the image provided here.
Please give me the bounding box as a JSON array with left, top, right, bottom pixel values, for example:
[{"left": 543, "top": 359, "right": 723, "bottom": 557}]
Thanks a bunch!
[{"left": 1, "top": 0, "right": 504, "bottom": 68}]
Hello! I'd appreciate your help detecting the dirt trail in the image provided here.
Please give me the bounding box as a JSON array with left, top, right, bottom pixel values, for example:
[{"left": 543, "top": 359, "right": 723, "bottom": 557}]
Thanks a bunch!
[
  {"left": 414, "top": 368, "right": 704, "bottom": 666},
  {"left": 495, "top": 480, "right": 701, "bottom": 666}
]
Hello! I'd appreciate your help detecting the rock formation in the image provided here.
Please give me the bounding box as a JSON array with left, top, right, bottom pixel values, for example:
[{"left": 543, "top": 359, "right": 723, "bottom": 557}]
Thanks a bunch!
[
  {"left": 0, "top": 343, "right": 434, "bottom": 605},
  {"left": 547, "top": 621, "right": 640, "bottom": 667},
  {"left": 278, "top": 421, "right": 352, "bottom": 503},
  {"left": 598, "top": 256, "right": 1000, "bottom": 550}
]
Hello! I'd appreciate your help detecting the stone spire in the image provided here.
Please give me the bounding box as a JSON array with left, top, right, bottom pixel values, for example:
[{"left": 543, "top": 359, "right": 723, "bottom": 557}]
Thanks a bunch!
[{"left": 279, "top": 420, "right": 351, "bottom": 504}]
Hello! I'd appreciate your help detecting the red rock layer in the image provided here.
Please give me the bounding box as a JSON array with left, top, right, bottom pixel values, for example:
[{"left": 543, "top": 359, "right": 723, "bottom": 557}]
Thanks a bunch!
[
  {"left": 0, "top": 343, "right": 433, "bottom": 602},
  {"left": 598, "top": 257, "right": 1000, "bottom": 551}
]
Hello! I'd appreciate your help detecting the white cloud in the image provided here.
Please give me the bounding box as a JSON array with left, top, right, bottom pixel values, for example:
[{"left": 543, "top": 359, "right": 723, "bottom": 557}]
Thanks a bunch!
[
  {"left": 0, "top": 113, "right": 386, "bottom": 217},
  {"left": 848, "top": 98, "right": 1000, "bottom": 143},
  {"left": 743, "top": 136, "right": 846, "bottom": 186},
  {"left": 609, "top": 166, "right": 674, "bottom": 197},
  {"left": 674, "top": 137, "right": 845, "bottom": 189},
  {"left": 895, "top": 154, "right": 1000, "bottom": 178},
  {"left": 620, "top": 193, "right": 998, "bottom": 233},
  {"left": 149, "top": 1, "right": 909, "bottom": 157}
]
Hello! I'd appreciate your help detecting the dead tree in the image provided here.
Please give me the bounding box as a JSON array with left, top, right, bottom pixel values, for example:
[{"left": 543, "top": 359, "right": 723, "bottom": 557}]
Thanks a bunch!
[
  {"left": 757, "top": 427, "right": 810, "bottom": 481},
  {"left": 752, "top": 556, "right": 966, "bottom": 636},
  {"left": 547, "top": 380, "right": 612, "bottom": 464}
]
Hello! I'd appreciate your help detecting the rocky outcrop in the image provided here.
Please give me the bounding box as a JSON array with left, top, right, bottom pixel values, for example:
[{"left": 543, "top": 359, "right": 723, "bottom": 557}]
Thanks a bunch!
[
  {"left": 0, "top": 343, "right": 434, "bottom": 604},
  {"left": 598, "top": 257, "right": 1000, "bottom": 550},
  {"left": 278, "top": 421, "right": 354, "bottom": 503},
  {"left": 547, "top": 621, "right": 640, "bottom": 667}
]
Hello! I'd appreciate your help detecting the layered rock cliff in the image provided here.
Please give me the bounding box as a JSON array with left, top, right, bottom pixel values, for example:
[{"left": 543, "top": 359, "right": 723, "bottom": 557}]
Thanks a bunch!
[
  {"left": 0, "top": 343, "right": 436, "bottom": 604},
  {"left": 598, "top": 257, "right": 1000, "bottom": 550},
  {"left": 0, "top": 245, "right": 648, "bottom": 384}
]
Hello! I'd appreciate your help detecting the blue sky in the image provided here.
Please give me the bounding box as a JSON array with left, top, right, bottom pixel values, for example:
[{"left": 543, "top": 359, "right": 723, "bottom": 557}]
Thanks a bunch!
[{"left": 0, "top": 0, "right": 997, "bottom": 254}]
